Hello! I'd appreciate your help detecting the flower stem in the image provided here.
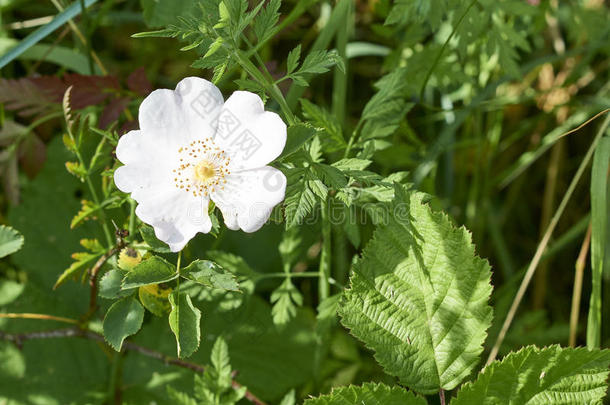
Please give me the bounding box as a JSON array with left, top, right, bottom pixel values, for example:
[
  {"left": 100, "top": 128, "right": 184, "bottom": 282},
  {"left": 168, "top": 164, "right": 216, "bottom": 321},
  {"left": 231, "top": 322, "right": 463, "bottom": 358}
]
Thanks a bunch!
[
  {"left": 319, "top": 197, "right": 332, "bottom": 301},
  {"left": 232, "top": 49, "right": 296, "bottom": 126}
]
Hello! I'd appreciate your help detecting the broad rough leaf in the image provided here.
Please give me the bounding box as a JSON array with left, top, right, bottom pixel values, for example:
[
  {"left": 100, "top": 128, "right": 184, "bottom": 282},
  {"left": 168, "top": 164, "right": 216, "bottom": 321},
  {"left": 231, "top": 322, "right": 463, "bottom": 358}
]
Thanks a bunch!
[
  {"left": 452, "top": 345, "right": 610, "bottom": 405},
  {"left": 0, "top": 225, "right": 24, "bottom": 258},
  {"left": 122, "top": 255, "right": 177, "bottom": 289},
  {"left": 181, "top": 260, "right": 239, "bottom": 291},
  {"left": 99, "top": 269, "right": 132, "bottom": 299},
  {"left": 304, "top": 382, "right": 427, "bottom": 405},
  {"left": 103, "top": 297, "right": 145, "bottom": 351},
  {"left": 340, "top": 186, "right": 493, "bottom": 394},
  {"left": 169, "top": 292, "right": 201, "bottom": 358}
]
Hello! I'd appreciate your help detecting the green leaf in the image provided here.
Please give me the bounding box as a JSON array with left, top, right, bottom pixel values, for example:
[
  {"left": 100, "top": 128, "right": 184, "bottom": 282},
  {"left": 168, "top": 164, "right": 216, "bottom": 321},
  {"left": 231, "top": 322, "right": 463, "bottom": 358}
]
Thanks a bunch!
[
  {"left": 300, "top": 99, "right": 345, "bottom": 149},
  {"left": 0, "top": 280, "right": 24, "bottom": 306},
  {"left": 452, "top": 345, "right": 610, "bottom": 404},
  {"left": 284, "top": 169, "right": 317, "bottom": 228},
  {"left": 304, "top": 382, "right": 427, "bottom": 404},
  {"left": 340, "top": 186, "right": 493, "bottom": 394},
  {"left": 279, "top": 124, "right": 318, "bottom": 159},
  {"left": 140, "top": 224, "right": 171, "bottom": 253},
  {"left": 169, "top": 292, "right": 201, "bottom": 358},
  {"left": 103, "top": 297, "right": 145, "bottom": 351},
  {"left": 99, "top": 269, "right": 132, "bottom": 299},
  {"left": 0, "top": 342, "right": 26, "bottom": 379},
  {"left": 286, "top": 45, "right": 302, "bottom": 75},
  {"left": 167, "top": 386, "right": 198, "bottom": 405},
  {"left": 181, "top": 260, "right": 240, "bottom": 292},
  {"left": 311, "top": 163, "right": 348, "bottom": 189},
  {"left": 278, "top": 390, "right": 296, "bottom": 405},
  {"left": 0, "top": 225, "right": 24, "bottom": 258},
  {"left": 253, "top": 0, "right": 281, "bottom": 44},
  {"left": 122, "top": 256, "right": 178, "bottom": 289},
  {"left": 194, "top": 336, "right": 246, "bottom": 404},
  {"left": 138, "top": 284, "right": 172, "bottom": 316},
  {"left": 271, "top": 279, "right": 303, "bottom": 325}
]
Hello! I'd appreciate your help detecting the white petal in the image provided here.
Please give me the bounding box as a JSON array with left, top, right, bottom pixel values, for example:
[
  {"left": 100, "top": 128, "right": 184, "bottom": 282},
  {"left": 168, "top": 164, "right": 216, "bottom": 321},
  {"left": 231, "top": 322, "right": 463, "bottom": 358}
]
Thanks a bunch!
[
  {"left": 135, "top": 192, "right": 212, "bottom": 252},
  {"left": 213, "top": 91, "right": 286, "bottom": 170},
  {"left": 212, "top": 166, "right": 286, "bottom": 233},
  {"left": 138, "top": 77, "right": 224, "bottom": 148}
]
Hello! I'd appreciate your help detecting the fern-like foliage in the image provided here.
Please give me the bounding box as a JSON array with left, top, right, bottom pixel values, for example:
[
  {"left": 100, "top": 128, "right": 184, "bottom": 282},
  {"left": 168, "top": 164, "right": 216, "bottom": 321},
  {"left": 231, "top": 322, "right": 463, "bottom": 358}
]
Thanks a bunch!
[
  {"left": 339, "top": 186, "right": 493, "bottom": 394},
  {"left": 452, "top": 345, "right": 610, "bottom": 404},
  {"left": 303, "top": 382, "right": 426, "bottom": 405}
]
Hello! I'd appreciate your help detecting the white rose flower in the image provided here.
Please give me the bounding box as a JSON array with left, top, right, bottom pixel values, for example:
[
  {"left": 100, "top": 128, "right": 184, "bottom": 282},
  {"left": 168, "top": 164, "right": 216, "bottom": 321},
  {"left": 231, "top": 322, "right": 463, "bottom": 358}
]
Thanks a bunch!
[{"left": 114, "top": 77, "right": 287, "bottom": 252}]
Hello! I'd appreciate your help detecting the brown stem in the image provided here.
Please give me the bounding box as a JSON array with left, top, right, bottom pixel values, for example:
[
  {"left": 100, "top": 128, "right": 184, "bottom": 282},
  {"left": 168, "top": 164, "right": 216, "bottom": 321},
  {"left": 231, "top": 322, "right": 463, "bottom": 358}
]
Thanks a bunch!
[
  {"left": 439, "top": 389, "right": 446, "bottom": 405},
  {"left": 569, "top": 223, "right": 592, "bottom": 347},
  {"left": 84, "top": 246, "right": 121, "bottom": 321},
  {"left": 0, "top": 327, "right": 266, "bottom": 405}
]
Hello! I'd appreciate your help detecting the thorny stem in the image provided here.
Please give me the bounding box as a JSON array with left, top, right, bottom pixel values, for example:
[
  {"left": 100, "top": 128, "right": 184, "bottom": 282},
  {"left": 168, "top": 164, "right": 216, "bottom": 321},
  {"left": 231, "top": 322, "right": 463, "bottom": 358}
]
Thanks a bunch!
[
  {"left": 0, "top": 327, "right": 267, "bottom": 405},
  {"left": 487, "top": 113, "right": 610, "bottom": 365}
]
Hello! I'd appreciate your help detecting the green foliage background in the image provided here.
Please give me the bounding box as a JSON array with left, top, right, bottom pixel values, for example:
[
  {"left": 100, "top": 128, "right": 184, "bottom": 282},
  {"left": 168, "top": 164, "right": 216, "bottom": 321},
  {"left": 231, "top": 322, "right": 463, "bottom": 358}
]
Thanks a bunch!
[{"left": 1, "top": 0, "right": 610, "bottom": 404}]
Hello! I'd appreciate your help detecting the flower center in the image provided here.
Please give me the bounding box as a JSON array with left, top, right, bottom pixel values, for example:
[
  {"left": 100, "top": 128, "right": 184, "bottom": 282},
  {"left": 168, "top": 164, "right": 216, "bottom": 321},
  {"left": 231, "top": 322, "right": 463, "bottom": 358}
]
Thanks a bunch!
[
  {"left": 194, "top": 161, "right": 216, "bottom": 182},
  {"left": 172, "top": 138, "right": 231, "bottom": 197}
]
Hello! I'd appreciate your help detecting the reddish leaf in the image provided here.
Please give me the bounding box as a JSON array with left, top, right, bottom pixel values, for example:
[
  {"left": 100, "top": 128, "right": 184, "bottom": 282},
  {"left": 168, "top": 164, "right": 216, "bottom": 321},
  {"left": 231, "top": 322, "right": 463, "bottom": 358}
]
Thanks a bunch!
[
  {"left": 119, "top": 120, "right": 138, "bottom": 135},
  {"left": 99, "top": 97, "right": 131, "bottom": 129},
  {"left": 64, "top": 74, "right": 120, "bottom": 109},
  {"left": 127, "top": 68, "right": 152, "bottom": 96},
  {"left": 18, "top": 134, "right": 47, "bottom": 178}
]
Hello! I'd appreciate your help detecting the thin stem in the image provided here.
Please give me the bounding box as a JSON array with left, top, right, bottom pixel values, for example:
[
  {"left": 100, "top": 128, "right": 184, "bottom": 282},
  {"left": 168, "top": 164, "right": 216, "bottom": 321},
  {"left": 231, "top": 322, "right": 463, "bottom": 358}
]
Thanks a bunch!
[
  {"left": 439, "top": 389, "right": 446, "bottom": 405},
  {"left": 128, "top": 198, "right": 137, "bottom": 238},
  {"left": 419, "top": 0, "right": 478, "bottom": 101},
  {"left": 0, "top": 327, "right": 267, "bottom": 405},
  {"left": 569, "top": 224, "right": 592, "bottom": 347},
  {"left": 232, "top": 49, "right": 296, "bottom": 125},
  {"left": 85, "top": 245, "right": 122, "bottom": 320},
  {"left": 319, "top": 197, "right": 331, "bottom": 301},
  {"left": 86, "top": 176, "right": 113, "bottom": 247},
  {"left": 486, "top": 113, "right": 610, "bottom": 365},
  {"left": 256, "top": 272, "right": 320, "bottom": 281},
  {"left": 0, "top": 313, "right": 78, "bottom": 324}
]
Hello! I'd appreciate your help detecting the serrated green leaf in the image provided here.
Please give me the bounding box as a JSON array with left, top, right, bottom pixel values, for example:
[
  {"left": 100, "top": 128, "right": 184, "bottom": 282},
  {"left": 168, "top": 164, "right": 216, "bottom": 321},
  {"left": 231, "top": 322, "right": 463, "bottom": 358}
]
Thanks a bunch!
[
  {"left": 279, "top": 124, "right": 319, "bottom": 160},
  {"left": 138, "top": 284, "right": 172, "bottom": 316},
  {"left": 253, "top": 0, "right": 280, "bottom": 44},
  {"left": 300, "top": 99, "right": 345, "bottom": 149},
  {"left": 103, "top": 297, "right": 145, "bottom": 351},
  {"left": 167, "top": 386, "right": 198, "bottom": 405},
  {"left": 70, "top": 199, "right": 99, "bottom": 229},
  {"left": 0, "top": 225, "right": 24, "bottom": 258},
  {"left": 181, "top": 260, "right": 240, "bottom": 291},
  {"left": 271, "top": 278, "right": 303, "bottom": 325},
  {"left": 284, "top": 170, "right": 317, "bottom": 228},
  {"left": 140, "top": 224, "right": 171, "bottom": 253},
  {"left": 169, "top": 292, "right": 201, "bottom": 358},
  {"left": 311, "top": 163, "right": 348, "bottom": 189},
  {"left": 287, "top": 45, "right": 301, "bottom": 75},
  {"left": 122, "top": 256, "right": 178, "bottom": 289},
  {"left": 452, "top": 345, "right": 610, "bottom": 404},
  {"left": 99, "top": 269, "right": 132, "bottom": 299},
  {"left": 304, "top": 382, "right": 427, "bottom": 404},
  {"left": 340, "top": 186, "right": 493, "bottom": 394}
]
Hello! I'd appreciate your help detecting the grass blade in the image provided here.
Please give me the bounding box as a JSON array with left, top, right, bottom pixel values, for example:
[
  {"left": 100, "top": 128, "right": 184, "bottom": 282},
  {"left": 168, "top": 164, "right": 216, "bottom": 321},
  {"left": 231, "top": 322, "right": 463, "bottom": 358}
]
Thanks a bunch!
[
  {"left": 0, "top": 0, "right": 99, "bottom": 70},
  {"left": 586, "top": 135, "right": 610, "bottom": 348}
]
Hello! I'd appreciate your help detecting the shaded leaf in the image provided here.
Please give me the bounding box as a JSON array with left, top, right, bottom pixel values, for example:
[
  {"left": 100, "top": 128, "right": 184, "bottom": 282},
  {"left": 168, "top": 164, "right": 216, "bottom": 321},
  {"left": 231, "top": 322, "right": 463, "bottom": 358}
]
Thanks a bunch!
[
  {"left": 122, "top": 255, "right": 178, "bottom": 289},
  {"left": 169, "top": 292, "right": 202, "bottom": 358},
  {"left": 103, "top": 297, "right": 145, "bottom": 351}
]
